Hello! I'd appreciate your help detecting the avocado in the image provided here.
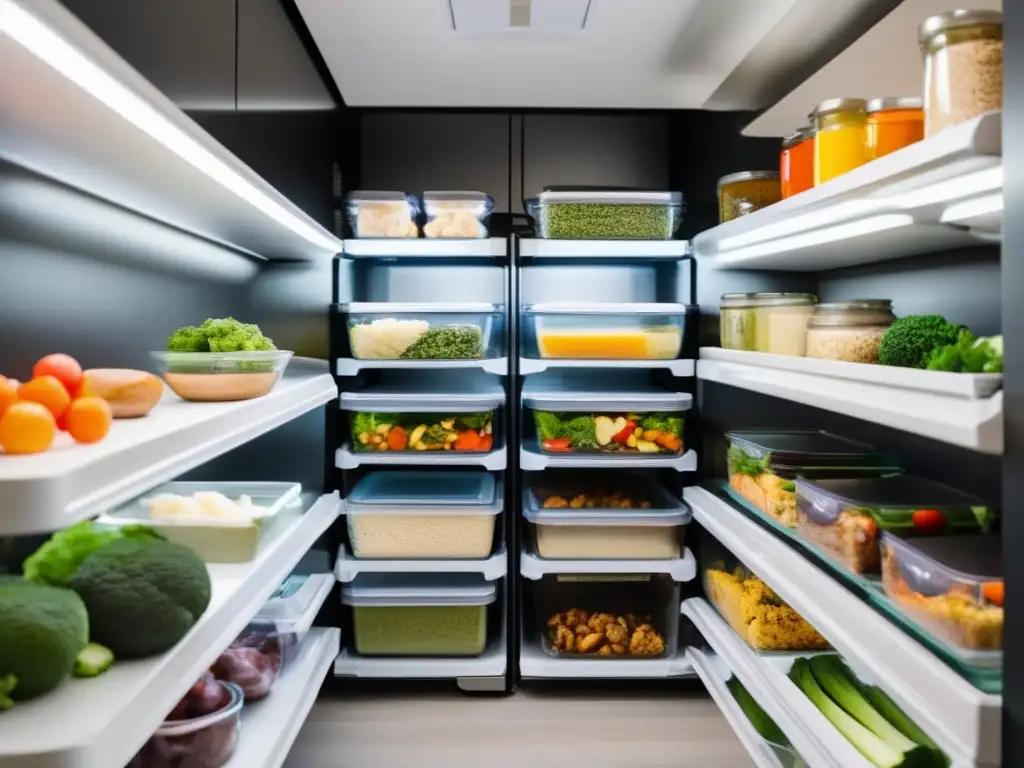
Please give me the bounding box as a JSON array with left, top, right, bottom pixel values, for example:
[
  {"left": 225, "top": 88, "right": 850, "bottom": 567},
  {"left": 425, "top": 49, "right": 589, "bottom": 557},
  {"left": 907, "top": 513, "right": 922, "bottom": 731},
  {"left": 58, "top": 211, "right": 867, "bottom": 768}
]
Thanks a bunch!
[
  {"left": 0, "top": 577, "right": 89, "bottom": 700},
  {"left": 69, "top": 539, "right": 211, "bottom": 659}
]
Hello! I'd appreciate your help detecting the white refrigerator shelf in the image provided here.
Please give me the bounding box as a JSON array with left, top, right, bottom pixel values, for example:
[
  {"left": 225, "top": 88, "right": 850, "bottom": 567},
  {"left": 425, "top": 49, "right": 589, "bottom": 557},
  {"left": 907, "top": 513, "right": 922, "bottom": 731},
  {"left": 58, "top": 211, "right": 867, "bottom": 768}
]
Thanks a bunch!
[
  {"left": 521, "top": 444, "right": 697, "bottom": 472},
  {"left": 519, "top": 357, "right": 695, "bottom": 376},
  {"left": 342, "top": 237, "right": 507, "bottom": 259},
  {"left": 519, "top": 638, "right": 694, "bottom": 680},
  {"left": 335, "top": 544, "right": 508, "bottom": 582},
  {"left": 519, "top": 546, "right": 696, "bottom": 582},
  {"left": 337, "top": 443, "right": 507, "bottom": 470},
  {"left": 337, "top": 356, "right": 508, "bottom": 376},
  {"left": 519, "top": 239, "right": 690, "bottom": 260}
]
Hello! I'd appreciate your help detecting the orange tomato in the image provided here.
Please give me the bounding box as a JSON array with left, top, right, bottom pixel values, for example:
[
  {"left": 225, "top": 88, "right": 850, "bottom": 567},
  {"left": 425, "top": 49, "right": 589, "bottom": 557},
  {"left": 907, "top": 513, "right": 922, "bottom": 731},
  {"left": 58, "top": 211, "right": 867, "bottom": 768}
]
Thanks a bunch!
[
  {"left": 0, "top": 376, "right": 17, "bottom": 421},
  {"left": 0, "top": 402, "right": 56, "bottom": 454},
  {"left": 33, "top": 354, "right": 83, "bottom": 397},
  {"left": 19, "top": 376, "right": 71, "bottom": 420},
  {"left": 65, "top": 397, "right": 112, "bottom": 444}
]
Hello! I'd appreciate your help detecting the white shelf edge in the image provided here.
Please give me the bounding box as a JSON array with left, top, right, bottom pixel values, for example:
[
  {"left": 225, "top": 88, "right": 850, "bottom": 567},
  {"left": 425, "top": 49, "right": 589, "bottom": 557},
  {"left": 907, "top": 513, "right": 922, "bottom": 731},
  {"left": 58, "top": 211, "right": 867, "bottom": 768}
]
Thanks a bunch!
[
  {"left": 336, "top": 444, "right": 507, "bottom": 470},
  {"left": 337, "top": 356, "right": 508, "bottom": 376},
  {"left": 227, "top": 627, "right": 340, "bottom": 768},
  {"left": 684, "top": 486, "right": 1002, "bottom": 767},
  {"left": 342, "top": 237, "right": 507, "bottom": 258},
  {"left": 519, "top": 238, "right": 690, "bottom": 259},
  {"left": 0, "top": 492, "right": 343, "bottom": 768},
  {"left": 290, "top": 573, "right": 336, "bottom": 636},
  {"left": 519, "top": 639, "right": 693, "bottom": 679},
  {"left": 519, "top": 357, "right": 695, "bottom": 376},
  {"left": 335, "top": 545, "right": 508, "bottom": 582},
  {"left": 697, "top": 358, "right": 1003, "bottom": 455},
  {"left": 520, "top": 445, "right": 697, "bottom": 472},
  {"left": 520, "top": 546, "right": 696, "bottom": 582},
  {"left": 0, "top": 360, "right": 338, "bottom": 535}
]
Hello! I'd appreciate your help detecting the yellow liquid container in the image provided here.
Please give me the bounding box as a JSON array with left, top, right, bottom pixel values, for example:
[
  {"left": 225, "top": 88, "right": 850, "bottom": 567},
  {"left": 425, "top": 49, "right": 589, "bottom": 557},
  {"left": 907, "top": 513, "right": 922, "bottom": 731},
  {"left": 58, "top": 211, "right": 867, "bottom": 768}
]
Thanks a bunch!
[{"left": 813, "top": 98, "right": 868, "bottom": 185}]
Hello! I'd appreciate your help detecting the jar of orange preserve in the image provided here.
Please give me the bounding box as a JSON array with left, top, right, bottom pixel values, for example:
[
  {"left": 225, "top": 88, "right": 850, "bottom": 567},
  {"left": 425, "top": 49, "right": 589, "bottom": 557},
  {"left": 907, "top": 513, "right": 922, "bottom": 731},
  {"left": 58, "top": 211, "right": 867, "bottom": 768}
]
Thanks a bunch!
[
  {"left": 812, "top": 98, "right": 868, "bottom": 185},
  {"left": 866, "top": 97, "right": 924, "bottom": 160},
  {"left": 780, "top": 126, "right": 814, "bottom": 198}
]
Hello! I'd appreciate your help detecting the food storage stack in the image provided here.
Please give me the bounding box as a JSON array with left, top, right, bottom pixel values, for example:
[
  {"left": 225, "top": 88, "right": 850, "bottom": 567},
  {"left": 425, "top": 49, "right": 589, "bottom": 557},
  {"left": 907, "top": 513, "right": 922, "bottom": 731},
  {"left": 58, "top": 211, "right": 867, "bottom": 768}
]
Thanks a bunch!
[
  {"left": 517, "top": 189, "right": 700, "bottom": 679},
  {"left": 331, "top": 191, "right": 512, "bottom": 692}
]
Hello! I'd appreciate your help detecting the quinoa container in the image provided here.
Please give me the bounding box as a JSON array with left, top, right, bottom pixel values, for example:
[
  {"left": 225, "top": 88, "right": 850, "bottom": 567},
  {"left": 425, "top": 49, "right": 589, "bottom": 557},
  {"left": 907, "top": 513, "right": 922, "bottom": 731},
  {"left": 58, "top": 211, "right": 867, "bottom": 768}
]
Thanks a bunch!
[
  {"left": 343, "top": 302, "right": 501, "bottom": 360},
  {"left": 725, "top": 430, "right": 899, "bottom": 529},
  {"left": 881, "top": 533, "right": 1002, "bottom": 656},
  {"left": 342, "top": 573, "right": 495, "bottom": 656},
  {"left": 421, "top": 191, "right": 494, "bottom": 238},
  {"left": 795, "top": 475, "right": 986, "bottom": 575},
  {"left": 524, "top": 302, "right": 688, "bottom": 360},
  {"left": 345, "top": 191, "right": 420, "bottom": 238},
  {"left": 805, "top": 300, "right": 895, "bottom": 364},
  {"left": 346, "top": 470, "right": 501, "bottom": 558},
  {"left": 152, "top": 350, "right": 292, "bottom": 402},
  {"left": 536, "top": 188, "right": 684, "bottom": 240}
]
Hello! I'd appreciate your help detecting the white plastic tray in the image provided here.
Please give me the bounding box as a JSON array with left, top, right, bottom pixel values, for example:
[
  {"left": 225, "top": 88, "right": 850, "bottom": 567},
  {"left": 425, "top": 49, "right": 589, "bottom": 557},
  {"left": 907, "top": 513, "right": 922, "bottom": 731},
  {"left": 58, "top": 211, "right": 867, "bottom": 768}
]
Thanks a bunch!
[
  {"left": 521, "top": 443, "right": 696, "bottom": 472},
  {"left": 520, "top": 546, "right": 696, "bottom": 582}
]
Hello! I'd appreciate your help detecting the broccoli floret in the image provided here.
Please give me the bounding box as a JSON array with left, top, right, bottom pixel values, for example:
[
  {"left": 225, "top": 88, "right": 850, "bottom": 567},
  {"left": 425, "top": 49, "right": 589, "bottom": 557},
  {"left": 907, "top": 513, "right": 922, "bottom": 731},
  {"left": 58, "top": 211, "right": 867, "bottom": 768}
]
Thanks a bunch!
[
  {"left": 927, "top": 330, "right": 1003, "bottom": 373},
  {"left": 167, "top": 326, "right": 210, "bottom": 352},
  {"left": 202, "top": 317, "right": 276, "bottom": 353},
  {"left": 878, "top": 315, "right": 964, "bottom": 369},
  {"left": 422, "top": 424, "right": 450, "bottom": 445},
  {"left": 563, "top": 416, "right": 597, "bottom": 448}
]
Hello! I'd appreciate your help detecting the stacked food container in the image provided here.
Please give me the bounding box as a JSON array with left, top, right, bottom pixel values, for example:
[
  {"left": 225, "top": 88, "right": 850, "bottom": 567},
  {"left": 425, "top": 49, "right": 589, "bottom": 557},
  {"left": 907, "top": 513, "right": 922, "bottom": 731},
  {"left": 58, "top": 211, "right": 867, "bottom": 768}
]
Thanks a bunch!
[
  {"left": 331, "top": 192, "right": 511, "bottom": 692},
  {"left": 516, "top": 188, "right": 699, "bottom": 679}
]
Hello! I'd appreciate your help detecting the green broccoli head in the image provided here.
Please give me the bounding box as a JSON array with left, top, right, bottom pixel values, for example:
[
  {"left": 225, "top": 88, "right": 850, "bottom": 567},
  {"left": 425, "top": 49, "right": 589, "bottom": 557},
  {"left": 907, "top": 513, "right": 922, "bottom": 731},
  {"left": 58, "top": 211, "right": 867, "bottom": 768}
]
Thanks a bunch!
[
  {"left": 202, "top": 317, "right": 276, "bottom": 352},
  {"left": 167, "top": 326, "right": 210, "bottom": 352},
  {"left": 878, "top": 315, "right": 965, "bottom": 369},
  {"left": 927, "top": 331, "right": 1003, "bottom": 373}
]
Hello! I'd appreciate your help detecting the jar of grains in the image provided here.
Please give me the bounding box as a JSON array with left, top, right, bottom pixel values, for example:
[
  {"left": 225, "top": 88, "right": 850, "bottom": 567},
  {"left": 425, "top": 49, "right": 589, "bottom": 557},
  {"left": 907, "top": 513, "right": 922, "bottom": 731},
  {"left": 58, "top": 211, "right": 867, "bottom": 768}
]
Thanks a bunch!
[
  {"left": 806, "top": 300, "right": 896, "bottom": 363},
  {"left": 812, "top": 98, "right": 869, "bottom": 185},
  {"left": 866, "top": 97, "right": 924, "bottom": 159},
  {"left": 753, "top": 293, "right": 817, "bottom": 357},
  {"left": 919, "top": 10, "right": 1003, "bottom": 137}
]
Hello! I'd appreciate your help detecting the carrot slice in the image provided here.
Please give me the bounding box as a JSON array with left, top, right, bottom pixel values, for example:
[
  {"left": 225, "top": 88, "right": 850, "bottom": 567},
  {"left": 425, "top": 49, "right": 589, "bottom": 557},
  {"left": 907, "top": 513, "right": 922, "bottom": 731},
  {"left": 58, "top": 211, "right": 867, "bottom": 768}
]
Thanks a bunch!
[
  {"left": 455, "top": 429, "right": 480, "bottom": 451},
  {"left": 386, "top": 426, "right": 408, "bottom": 451},
  {"left": 982, "top": 581, "right": 1004, "bottom": 606}
]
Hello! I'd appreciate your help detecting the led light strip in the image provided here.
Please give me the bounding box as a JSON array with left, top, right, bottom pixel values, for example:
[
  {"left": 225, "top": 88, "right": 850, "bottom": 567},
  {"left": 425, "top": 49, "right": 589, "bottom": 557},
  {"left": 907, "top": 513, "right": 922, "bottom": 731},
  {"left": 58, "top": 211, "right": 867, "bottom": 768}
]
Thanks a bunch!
[{"left": 0, "top": 0, "right": 342, "bottom": 254}]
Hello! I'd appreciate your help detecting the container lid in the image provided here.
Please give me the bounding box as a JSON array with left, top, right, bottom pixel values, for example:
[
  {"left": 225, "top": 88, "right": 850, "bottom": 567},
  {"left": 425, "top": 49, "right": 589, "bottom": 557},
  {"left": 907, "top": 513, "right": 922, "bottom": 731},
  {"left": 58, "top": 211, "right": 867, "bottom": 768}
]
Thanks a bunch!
[
  {"left": 524, "top": 302, "right": 689, "bottom": 315},
  {"left": 340, "top": 377, "right": 505, "bottom": 412},
  {"left": 720, "top": 292, "right": 759, "bottom": 308},
  {"left": 537, "top": 189, "right": 682, "bottom": 205},
  {"left": 866, "top": 97, "right": 924, "bottom": 113},
  {"left": 523, "top": 376, "right": 691, "bottom": 412},
  {"left": 341, "top": 573, "right": 497, "bottom": 607},
  {"left": 422, "top": 191, "right": 492, "bottom": 202},
  {"left": 796, "top": 475, "right": 985, "bottom": 510},
  {"left": 919, "top": 10, "right": 1002, "bottom": 45},
  {"left": 808, "top": 299, "right": 894, "bottom": 327},
  {"left": 249, "top": 574, "right": 324, "bottom": 628},
  {"left": 347, "top": 190, "right": 417, "bottom": 203},
  {"left": 341, "top": 302, "right": 501, "bottom": 314},
  {"left": 749, "top": 292, "right": 817, "bottom": 307},
  {"left": 717, "top": 171, "right": 780, "bottom": 190},
  {"left": 883, "top": 533, "right": 1001, "bottom": 585},
  {"left": 523, "top": 482, "right": 690, "bottom": 527},
  {"left": 782, "top": 127, "right": 814, "bottom": 148},
  {"left": 347, "top": 470, "right": 501, "bottom": 515},
  {"left": 811, "top": 98, "right": 868, "bottom": 118},
  {"left": 727, "top": 430, "right": 895, "bottom": 469}
]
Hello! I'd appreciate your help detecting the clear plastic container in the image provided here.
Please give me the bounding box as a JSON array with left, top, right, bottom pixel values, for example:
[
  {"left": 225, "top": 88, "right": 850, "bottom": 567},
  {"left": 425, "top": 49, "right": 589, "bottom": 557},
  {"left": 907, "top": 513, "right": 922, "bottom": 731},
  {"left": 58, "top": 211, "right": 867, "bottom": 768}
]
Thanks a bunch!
[
  {"left": 795, "top": 475, "right": 986, "bottom": 575},
  {"left": 342, "top": 375, "right": 505, "bottom": 454},
  {"left": 342, "top": 573, "right": 495, "bottom": 656},
  {"left": 346, "top": 470, "right": 501, "bottom": 558},
  {"left": 753, "top": 293, "right": 817, "bottom": 356},
  {"left": 717, "top": 172, "right": 782, "bottom": 222},
  {"left": 151, "top": 350, "right": 293, "bottom": 402},
  {"left": 130, "top": 681, "right": 243, "bottom": 768},
  {"left": 524, "top": 474, "right": 690, "bottom": 559},
  {"left": 532, "top": 573, "right": 680, "bottom": 659},
  {"left": 726, "top": 430, "right": 899, "bottom": 529},
  {"left": 98, "top": 481, "right": 302, "bottom": 563},
  {"left": 881, "top": 534, "right": 1002, "bottom": 652},
  {"left": 805, "top": 300, "right": 895, "bottom": 363},
  {"left": 343, "top": 302, "right": 501, "bottom": 360},
  {"left": 345, "top": 191, "right": 420, "bottom": 238},
  {"left": 536, "top": 189, "right": 684, "bottom": 240},
  {"left": 421, "top": 191, "right": 493, "bottom": 239},
  {"left": 720, "top": 293, "right": 758, "bottom": 351},
  {"left": 525, "top": 302, "right": 687, "bottom": 360}
]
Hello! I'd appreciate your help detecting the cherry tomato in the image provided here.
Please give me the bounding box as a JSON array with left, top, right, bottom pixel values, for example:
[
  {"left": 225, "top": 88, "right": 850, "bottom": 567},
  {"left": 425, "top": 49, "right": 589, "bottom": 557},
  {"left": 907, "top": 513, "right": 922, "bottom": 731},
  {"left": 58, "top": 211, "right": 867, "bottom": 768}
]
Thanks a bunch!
[
  {"left": 911, "top": 508, "right": 947, "bottom": 532},
  {"left": 32, "top": 354, "right": 83, "bottom": 397}
]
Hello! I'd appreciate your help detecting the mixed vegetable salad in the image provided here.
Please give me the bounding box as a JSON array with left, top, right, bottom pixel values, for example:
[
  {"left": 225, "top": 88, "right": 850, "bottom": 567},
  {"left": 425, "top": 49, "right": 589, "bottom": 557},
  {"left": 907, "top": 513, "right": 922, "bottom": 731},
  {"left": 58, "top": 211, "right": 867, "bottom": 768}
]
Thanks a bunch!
[
  {"left": 351, "top": 411, "right": 495, "bottom": 452},
  {"left": 534, "top": 411, "right": 683, "bottom": 454}
]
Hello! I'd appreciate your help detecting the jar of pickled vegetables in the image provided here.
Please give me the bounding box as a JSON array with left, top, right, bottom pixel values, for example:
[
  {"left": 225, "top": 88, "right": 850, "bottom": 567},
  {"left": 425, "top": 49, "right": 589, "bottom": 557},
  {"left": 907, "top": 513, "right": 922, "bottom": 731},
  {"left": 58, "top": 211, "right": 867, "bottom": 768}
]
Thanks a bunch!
[
  {"left": 919, "top": 10, "right": 1003, "bottom": 137},
  {"left": 717, "top": 172, "right": 782, "bottom": 223},
  {"left": 812, "top": 98, "right": 868, "bottom": 185},
  {"left": 780, "top": 127, "right": 814, "bottom": 198},
  {"left": 866, "top": 98, "right": 924, "bottom": 159},
  {"left": 720, "top": 293, "right": 758, "bottom": 351}
]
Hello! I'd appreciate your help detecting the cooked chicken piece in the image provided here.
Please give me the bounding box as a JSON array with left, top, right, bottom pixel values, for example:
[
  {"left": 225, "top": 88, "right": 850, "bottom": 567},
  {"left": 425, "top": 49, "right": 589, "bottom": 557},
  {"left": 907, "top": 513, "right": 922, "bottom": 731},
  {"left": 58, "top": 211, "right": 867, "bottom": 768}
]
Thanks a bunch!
[
  {"left": 564, "top": 608, "right": 588, "bottom": 628},
  {"left": 570, "top": 494, "right": 587, "bottom": 508},
  {"left": 578, "top": 632, "right": 605, "bottom": 654},
  {"left": 575, "top": 624, "right": 591, "bottom": 637},
  {"left": 610, "top": 643, "right": 627, "bottom": 656},
  {"left": 605, "top": 622, "right": 629, "bottom": 645},
  {"left": 543, "top": 496, "right": 569, "bottom": 509},
  {"left": 588, "top": 612, "right": 616, "bottom": 633},
  {"left": 629, "top": 625, "right": 665, "bottom": 657},
  {"left": 598, "top": 645, "right": 614, "bottom": 656},
  {"left": 546, "top": 613, "right": 563, "bottom": 629},
  {"left": 619, "top": 614, "right": 640, "bottom": 633},
  {"left": 552, "top": 625, "right": 575, "bottom": 653}
]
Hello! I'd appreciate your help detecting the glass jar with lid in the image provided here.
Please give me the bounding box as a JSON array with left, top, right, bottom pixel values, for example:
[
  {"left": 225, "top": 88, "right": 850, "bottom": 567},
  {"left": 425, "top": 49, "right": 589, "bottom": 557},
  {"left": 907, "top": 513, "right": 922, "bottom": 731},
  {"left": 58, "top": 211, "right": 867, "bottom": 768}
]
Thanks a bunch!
[
  {"left": 812, "top": 98, "right": 868, "bottom": 185},
  {"left": 781, "top": 127, "right": 814, "bottom": 199},
  {"left": 919, "top": 10, "right": 1003, "bottom": 137},
  {"left": 717, "top": 172, "right": 782, "bottom": 223},
  {"left": 866, "top": 98, "right": 924, "bottom": 160},
  {"left": 720, "top": 293, "right": 758, "bottom": 351},
  {"left": 806, "top": 300, "right": 896, "bottom": 363},
  {"left": 753, "top": 293, "right": 817, "bottom": 357}
]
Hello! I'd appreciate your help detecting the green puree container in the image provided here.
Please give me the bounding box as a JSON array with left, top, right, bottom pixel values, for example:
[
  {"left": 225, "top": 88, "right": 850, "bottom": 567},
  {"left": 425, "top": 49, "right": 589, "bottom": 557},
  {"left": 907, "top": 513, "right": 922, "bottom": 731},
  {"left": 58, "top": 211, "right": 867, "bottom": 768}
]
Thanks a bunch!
[
  {"left": 342, "top": 574, "right": 496, "bottom": 656},
  {"left": 536, "top": 188, "right": 684, "bottom": 240}
]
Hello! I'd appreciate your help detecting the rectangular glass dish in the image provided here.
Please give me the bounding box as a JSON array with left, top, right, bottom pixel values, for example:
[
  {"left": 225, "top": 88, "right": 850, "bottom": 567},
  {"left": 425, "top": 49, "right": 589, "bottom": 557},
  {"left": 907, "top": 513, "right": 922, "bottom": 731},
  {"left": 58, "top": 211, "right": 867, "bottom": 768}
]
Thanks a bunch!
[
  {"left": 342, "top": 574, "right": 495, "bottom": 656},
  {"left": 345, "top": 191, "right": 420, "bottom": 238},
  {"left": 536, "top": 189, "right": 684, "bottom": 240},
  {"left": 525, "top": 302, "right": 687, "bottom": 360},
  {"left": 422, "top": 191, "right": 493, "bottom": 238},
  {"left": 343, "top": 302, "right": 501, "bottom": 360},
  {"left": 346, "top": 470, "right": 501, "bottom": 558}
]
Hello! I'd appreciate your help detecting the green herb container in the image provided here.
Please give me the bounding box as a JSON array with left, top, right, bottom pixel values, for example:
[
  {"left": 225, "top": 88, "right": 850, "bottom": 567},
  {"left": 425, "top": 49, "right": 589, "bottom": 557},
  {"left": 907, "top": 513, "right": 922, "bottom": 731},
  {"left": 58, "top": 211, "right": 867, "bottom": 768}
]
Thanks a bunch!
[
  {"left": 344, "top": 302, "right": 501, "bottom": 360},
  {"left": 536, "top": 189, "right": 684, "bottom": 240},
  {"left": 342, "top": 574, "right": 495, "bottom": 656}
]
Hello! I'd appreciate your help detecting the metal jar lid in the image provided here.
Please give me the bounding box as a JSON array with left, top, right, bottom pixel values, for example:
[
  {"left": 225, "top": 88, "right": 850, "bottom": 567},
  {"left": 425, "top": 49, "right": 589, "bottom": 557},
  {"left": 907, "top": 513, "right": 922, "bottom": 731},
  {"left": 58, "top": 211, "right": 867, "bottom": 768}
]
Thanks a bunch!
[
  {"left": 866, "top": 97, "right": 924, "bottom": 113},
  {"left": 919, "top": 10, "right": 1003, "bottom": 47},
  {"left": 720, "top": 292, "right": 759, "bottom": 308},
  {"left": 811, "top": 98, "right": 868, "bottom": 119},
  {"left": 717, "top": 171, "right": 780, "bottom": 192},
  {"left": 751, "top": 292, "right": 817, "bottom": 308},
  {"left": 782, "top": 126, "right": 814, "bottom": 149},
  {"left": 808, "top": 300, "right": 895, "bottom": 328}
]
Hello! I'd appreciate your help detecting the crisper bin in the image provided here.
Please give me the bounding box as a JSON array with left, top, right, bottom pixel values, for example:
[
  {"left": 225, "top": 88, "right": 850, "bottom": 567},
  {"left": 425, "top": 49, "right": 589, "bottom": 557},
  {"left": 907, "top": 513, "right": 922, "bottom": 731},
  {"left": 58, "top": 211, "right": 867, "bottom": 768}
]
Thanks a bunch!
[
  {"left": 345, "top": 190, "right": 420, "bottom": 238},
  {"left": 343, "top": 376, "right": 505, "bottom": 453},
  {"left": 881, "top": 534, "right": 1002, "bottom": 653},
  {"left": 726, "top": 430, "right": 899, "bottom": 529},
  {"left": 524, "top": 473, "right": 690, "bottom": 559},
  {"left": 344, "top": 302, "right": 501, "bottom": 360},
  {"left": 421, "top": 191, "right": 494, "bottom": 238},
  {"left": 346, "top": 470, "right": 501, "bottom": 558},
  {"left": 796, "top": 475, "right": 986, "bottom": 575},
  {"left": 524, "top": 376, "right": 690, "bottom": 455},
  {"left": 536, "top": 189, "right": 684, "bottom": 240},
  {"left": 532, "top": 573, "right": 680, "bottom": 659},
  {"left": 525, "top": 303, "right": 687, "bottom": 360},
  {"left": 342, "top": 573, "right": 496, "bottom": 656}
]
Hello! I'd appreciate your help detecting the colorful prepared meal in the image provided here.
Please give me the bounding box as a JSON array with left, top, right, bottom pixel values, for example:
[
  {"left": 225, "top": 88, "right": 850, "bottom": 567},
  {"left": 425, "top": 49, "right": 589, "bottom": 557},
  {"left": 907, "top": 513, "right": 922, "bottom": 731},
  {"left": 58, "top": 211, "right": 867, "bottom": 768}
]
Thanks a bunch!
[
  {"left": 535, "top": 411, "right": 683, "bottom": 454},
  {"left": 545, "top": 609, "right": 666, "bottom": 658},
  {"left": 536, "top": 328, "right": 682, "bottom": 360},
  {"left": 351, "top": 411, "right": 495, "bottom": 452}
]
